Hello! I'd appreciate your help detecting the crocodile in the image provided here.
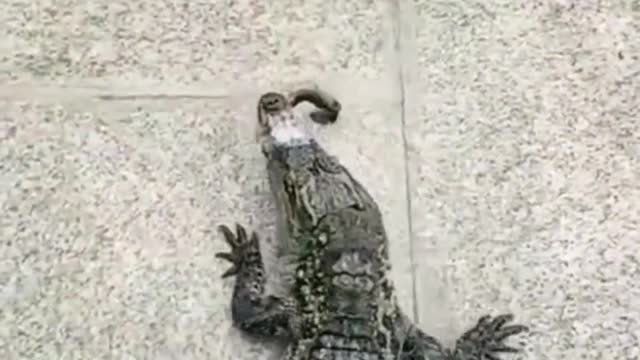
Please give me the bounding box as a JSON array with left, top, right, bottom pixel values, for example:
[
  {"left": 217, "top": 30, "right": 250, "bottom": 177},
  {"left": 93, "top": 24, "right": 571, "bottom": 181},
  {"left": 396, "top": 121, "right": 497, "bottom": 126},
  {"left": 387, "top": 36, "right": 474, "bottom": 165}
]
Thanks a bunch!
[{"left": 215, "top": 87, "right": 528, "bottom": 360}]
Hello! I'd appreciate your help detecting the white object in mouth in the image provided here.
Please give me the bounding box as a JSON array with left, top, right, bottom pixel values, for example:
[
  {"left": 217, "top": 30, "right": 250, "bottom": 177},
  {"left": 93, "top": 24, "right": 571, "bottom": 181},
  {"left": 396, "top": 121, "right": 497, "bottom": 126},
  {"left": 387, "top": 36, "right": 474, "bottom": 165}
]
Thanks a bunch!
[{"left": 270, "top": 122, "right": 311, "bottom": 145}]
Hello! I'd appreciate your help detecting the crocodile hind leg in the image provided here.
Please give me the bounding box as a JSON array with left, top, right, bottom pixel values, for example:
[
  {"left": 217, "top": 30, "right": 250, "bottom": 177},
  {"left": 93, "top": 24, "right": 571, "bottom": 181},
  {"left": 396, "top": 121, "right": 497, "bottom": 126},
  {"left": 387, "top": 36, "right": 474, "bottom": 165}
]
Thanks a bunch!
[
  {"left": 396, "top": 312, "right": 528, "bottom": 360},
  {"left": 215, "top": 223, "right": 292, "bottom": 338},
  {"left": 288, "top": 87, "right": 342, "bottom": 125},
  {"left": 446, "top": 313, "right": 528, "bottom": 360}
]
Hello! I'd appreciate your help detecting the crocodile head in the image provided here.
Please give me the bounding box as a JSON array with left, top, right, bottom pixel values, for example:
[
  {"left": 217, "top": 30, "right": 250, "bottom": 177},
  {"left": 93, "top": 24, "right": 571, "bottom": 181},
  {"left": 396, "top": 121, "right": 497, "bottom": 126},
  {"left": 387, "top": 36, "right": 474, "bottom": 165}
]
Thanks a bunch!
[
  {"left": 256, "top": 91, "right": 322, "bottom": 251},
  {"left": 255, "top": 90, "right": 373, "bottom": 254},
  {"left": 256, "top": 88, "right": 341, "bottom": 153},
  {"left": 257, "top": 91, "right": 313, "bottom": 153}
]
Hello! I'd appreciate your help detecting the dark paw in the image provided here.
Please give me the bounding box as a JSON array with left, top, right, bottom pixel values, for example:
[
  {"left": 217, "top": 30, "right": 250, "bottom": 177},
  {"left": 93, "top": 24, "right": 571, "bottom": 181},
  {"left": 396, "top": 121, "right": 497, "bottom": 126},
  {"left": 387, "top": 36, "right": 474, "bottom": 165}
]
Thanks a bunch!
[
  {"left": 288, "top": 87, "right": 341, "bottom": 125},
  {"left": 310, "top": 109, "right": 339, "bottom": 125},
  {"left": 455, "top": 313, "right": 528, "bottom": 360},
  {"left": 215, "top": 223, "right": 259, "bottom": 278}
]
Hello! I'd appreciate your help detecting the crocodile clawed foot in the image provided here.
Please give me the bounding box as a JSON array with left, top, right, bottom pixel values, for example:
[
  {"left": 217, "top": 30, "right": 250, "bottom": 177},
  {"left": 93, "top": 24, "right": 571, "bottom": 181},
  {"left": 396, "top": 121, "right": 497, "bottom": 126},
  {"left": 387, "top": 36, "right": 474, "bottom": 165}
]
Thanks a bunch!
[
  {"left": 215, "top": 223, "right": 260, "bottom": 278},
  {"left": 453, "top": 313, "right": 529, "bottom": 360}
]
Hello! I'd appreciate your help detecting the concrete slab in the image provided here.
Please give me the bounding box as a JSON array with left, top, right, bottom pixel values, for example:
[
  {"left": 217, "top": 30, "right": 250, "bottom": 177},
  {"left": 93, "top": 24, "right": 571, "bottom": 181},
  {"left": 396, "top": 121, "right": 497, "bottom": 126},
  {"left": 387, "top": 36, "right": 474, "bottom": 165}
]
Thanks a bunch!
[
  {"left": 1, "top": 1, "right": 412, "bottom": 359},
  {"left": 2, "top": 0, "right": 638, "bottom": 359},
  {"left": 401, "top": 0, "right": 640, "bottom": 358}
]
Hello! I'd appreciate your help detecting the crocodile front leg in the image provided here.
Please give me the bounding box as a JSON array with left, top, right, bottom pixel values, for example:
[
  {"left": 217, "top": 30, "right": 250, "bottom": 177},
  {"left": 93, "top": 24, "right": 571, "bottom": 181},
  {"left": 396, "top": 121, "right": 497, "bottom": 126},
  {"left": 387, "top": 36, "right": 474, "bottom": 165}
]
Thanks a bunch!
[{"left": 216, "top": 223, "right": 292, "bottom": 338}]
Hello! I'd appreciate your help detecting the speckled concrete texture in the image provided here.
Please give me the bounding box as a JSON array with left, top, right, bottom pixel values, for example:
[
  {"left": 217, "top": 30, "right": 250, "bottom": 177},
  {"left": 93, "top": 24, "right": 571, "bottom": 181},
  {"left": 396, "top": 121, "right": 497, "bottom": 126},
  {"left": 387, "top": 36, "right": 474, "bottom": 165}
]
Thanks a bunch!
[
  {"left": 1, "top": 0, "right": 639, "bottom": 359},
  {"left": 400, "top": 1, "right": 640, "bottom": 359},
  {"left": 1, "top": 1, "right": 411, "bottom": 359}
]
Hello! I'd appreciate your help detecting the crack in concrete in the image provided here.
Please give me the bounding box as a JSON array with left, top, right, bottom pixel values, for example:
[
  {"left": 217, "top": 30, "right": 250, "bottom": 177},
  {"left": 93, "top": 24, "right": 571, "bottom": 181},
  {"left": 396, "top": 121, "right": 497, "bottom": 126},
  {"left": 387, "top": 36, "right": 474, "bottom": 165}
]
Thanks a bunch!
[
  {"left": 0, "top": 83, "right": 235, "bottom": 103},
  {"left": 391, "top": 0, "right": 419, "bottom": 324},
  {"left": 96, "top": 94, "right": 227, "bottom": 101}
]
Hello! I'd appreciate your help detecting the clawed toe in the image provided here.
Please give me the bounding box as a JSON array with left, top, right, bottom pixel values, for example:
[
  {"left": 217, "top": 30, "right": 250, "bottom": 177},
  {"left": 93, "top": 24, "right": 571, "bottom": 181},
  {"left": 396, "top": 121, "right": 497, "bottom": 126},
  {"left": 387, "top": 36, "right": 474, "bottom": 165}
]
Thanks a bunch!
[
  {"left": 214, "top": 251, "right": 239, "bottom": 278},
  {"left": 215, "top": 223, "right": 261, "bottom": 279},
  {"left": 216, "top": 223, "right": 248, "bottom": 278},
  {"left": 218, "top": 224, "right": 247, "bottom": 247},
  {"left": 495, "top": 323, "right": 529, "bottom": 342}
]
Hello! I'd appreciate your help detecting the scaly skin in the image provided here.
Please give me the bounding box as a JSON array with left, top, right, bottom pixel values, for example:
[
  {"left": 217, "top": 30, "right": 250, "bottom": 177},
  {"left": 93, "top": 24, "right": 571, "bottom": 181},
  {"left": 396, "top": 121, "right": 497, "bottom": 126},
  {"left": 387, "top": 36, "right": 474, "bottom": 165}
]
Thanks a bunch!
[{"left": 215, "top": 87, "right": 528, "bottom": 360}]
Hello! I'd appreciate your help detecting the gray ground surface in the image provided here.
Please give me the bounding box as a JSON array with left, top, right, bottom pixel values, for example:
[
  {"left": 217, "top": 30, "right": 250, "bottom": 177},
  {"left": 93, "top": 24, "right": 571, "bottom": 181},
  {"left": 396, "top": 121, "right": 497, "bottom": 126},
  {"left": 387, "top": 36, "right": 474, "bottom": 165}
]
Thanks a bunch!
[{"left": 1, "top": 1, "right": 638, "bottom": 359}]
